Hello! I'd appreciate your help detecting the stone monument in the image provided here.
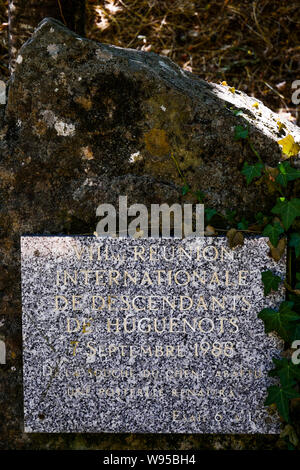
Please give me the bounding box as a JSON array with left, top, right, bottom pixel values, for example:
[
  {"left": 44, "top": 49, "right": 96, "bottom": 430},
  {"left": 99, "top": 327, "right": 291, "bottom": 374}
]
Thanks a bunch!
[
  {"left": 21, "top": 235, "right": 285, "bottom": 433},
  {"left": 1, "top": 16, "right": 298, "bottom": 449}
]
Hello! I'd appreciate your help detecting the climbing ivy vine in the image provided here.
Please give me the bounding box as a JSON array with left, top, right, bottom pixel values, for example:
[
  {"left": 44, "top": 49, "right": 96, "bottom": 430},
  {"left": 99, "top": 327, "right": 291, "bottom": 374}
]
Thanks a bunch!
[
  {"left": 235, "top": 120, "right": 300, "bottom": 449},
  {"left": 173, "top": 110, "right": 300, "bottom": 448}
]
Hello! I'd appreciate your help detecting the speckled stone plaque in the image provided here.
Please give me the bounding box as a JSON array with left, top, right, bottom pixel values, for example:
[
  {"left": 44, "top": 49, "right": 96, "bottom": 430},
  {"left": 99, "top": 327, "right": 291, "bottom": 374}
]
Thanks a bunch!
[{"left": 21, "top": 236, "right": 286, "bottom": 433}]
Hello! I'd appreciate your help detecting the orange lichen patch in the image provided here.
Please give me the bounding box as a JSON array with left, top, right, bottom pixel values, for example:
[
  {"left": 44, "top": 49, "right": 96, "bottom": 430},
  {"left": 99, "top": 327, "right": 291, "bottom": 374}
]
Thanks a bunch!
[
  {"left": 0, "top": 238, "right": 14, "bottom": 254},
  {"left": 81, "top": 146, "right": 94, "bottom": 160},
  {"left": 0, "top": 168, "right": 15, "bottom": 185},
  {"left": 144, "top": 128, "right": 170, "bottom": 157},
  {"left": 33, "top": 120, "right": 48, "bottom": 136},
  {"left": 74, "top": 95, "right": 93, "bottom": 111}
]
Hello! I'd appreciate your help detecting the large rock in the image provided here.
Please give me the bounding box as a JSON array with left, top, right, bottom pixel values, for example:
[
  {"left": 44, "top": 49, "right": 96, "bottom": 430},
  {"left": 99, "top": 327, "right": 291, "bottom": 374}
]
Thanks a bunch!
[
  {"left": 0, "top": 17, "right": 299, "bottom": 449},
  {"left": 1, "top": 17, "right": 300, "bottom": 236}
]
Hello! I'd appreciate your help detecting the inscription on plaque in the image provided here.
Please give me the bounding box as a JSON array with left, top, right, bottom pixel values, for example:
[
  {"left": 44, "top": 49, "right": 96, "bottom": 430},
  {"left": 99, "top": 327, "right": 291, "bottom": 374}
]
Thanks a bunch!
[{"left": 21, "top": 236, "right": 285, "bottom": 433}]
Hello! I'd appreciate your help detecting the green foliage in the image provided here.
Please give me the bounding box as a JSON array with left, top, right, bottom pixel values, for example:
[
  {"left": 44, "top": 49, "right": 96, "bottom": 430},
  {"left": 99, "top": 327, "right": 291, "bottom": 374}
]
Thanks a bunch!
[
  {"left": 236, "top": 126, "right": 300, "bottom": 432},
  {"left": 229, "top": 117, "right": 300, "bottom": 430},
  {"left": 255, "top": 211, "right": 269, "bottom": 225},
  {"left": 261, "top": 270, "right": 282, "bottom": 295},
  {"left": 289, "top": 323, "right": 300, "bottom": 342},
  {"left": 289, "top": 233, "right": 300, "bottom": 258},
  {"left": 241, "top": 161, "right": 264, "bottom": 184},
  {"left": 262, "top": 222, "right": 284, "bottom": 247},
  {"left": 194, "top": 189, "right": 205, "bottom": 202},
  {"left": 276, "top": 162, "right": 300, "bottom": 187},
  {"left": 265, "top": 384, "right": 300, "bottom": 423},
  {"left": 234, "top": 125, "right": 249, "bottom": 140},
  {"left": 205, "top": 207, "right": 217, "bottom": 221},
  {"left": 182, "top": 184, "right": 190, "bottom": 195},
  {"left": 269, "top": 358, "right": 300, "bottom": 386},
  {"left": 225, "top": 209, "right": 237, "bottom": 224},
  {"left": 232, "top": 109, "right": 244, "bottom": 116},
  {"left": 271, "top": 198, "right": 300, "bottom": 230},
  {"left": 237, "top": 217, "right": 249, "bottom": 230},
  {"left": 258, "top": 301, "right": 300, "bottom": 342}
]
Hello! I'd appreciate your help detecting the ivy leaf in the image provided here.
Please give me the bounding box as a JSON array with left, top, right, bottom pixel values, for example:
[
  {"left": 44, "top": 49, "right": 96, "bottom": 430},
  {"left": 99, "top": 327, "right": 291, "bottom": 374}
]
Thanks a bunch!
[
  {"left": 263, "top": 222, "right": 284, "bottom": 247},
  {"left": 289, "top": 233, "right": 300, "bottom": 258},
  {"left": 276, "top": 162, "right": 300, "bottom": 187},
  {"left": 225, "top": 209, "right": 237, "bottom": 223},
  {"left": 258, "top": 301, "right": 300, "bottom": 342},
  {"left": 255, "top": 212, "right": 269, "bottom": 226},
  {"left": 271, "top": 198, "right": 300, "bottom": 230},
  {"left": 255, "top": 212, "right": 264, "bottom": 223},
  {"left": 194, "top": 189, "right": 205, "bottom": 202},
  {"left": 232, "top": 109, "right": 243, "bottom": 116},
  {"left": 289, "top": 294, "right": 300, "bottom": 311},
  {"left": 278, "top": 134, "right": 300, "bottom": 159},
  {"left": 205, "top": 207, "right": 217, "bottom": 221},
  {"left": 265, "top": 384, "right": 300, "bottom": 422},
  {"left": 289, "top": 323, "right": 300, "bottom": 342},
  {"left": 234, "top": 125, "right": 248, "bottom": 141},
  {"left": 237, "top": 217, "right": 249, "bottom": 230},
  {"left": 241, "top": 161, "right": 264, "bottom": 184},
  {"left": 261, "top": 270, "right": 282, "bottom": 295},
  {"left": 269, "top": 358, "right": 300, "bottom": 387},
  {"left": 182, "top": 184, "right": 190, "bottom": 196}
]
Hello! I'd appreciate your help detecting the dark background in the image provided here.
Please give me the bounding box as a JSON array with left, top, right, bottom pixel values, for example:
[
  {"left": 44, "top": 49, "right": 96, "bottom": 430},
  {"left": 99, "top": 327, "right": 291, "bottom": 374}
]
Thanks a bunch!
[{"left": 0, "top": 0, "right": 299, "bottom": 124}]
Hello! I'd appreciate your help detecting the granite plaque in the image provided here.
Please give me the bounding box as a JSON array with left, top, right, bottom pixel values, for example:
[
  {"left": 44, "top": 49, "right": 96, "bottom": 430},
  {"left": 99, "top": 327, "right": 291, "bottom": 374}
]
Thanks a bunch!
[{"left": 21, "top": 236, "right": 286, "bottom": 433}]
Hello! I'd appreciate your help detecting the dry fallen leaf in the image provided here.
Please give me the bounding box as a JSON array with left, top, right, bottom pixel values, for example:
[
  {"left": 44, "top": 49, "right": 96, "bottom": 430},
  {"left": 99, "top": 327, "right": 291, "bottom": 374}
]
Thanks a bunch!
[
  {"left": 265, "top": 165, "right": 279, "bottom": 180},
  {"left": 226, "top": 228, "right": 244, "bottom": 249},
  {"left": 278, "top": 134, "right": 300, "bottom": 159},
  {"left": 280, "top": 424, "right": 299, "bottom": 447},
  {"left": 205, "top": 225, "right": 216, "bottom": 236},
  {"left": 267, "top": 237, "right": 286, "bottom": 262}
]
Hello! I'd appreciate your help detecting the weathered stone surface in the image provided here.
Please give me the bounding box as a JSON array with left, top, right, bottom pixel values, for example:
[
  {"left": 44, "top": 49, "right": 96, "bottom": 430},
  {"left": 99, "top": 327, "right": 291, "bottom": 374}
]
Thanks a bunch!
[
  {"left": 21, "top": 236, "right": 285, "bottom": 434},
  {"left": 0, "top": 17, "right": 299, "bottom": 449},
  {"left": 1, "top": 17, "right": 300, "bottom": 233},
  {"left": 8, "top": 0, "right": 85, "bottom": 72}
]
